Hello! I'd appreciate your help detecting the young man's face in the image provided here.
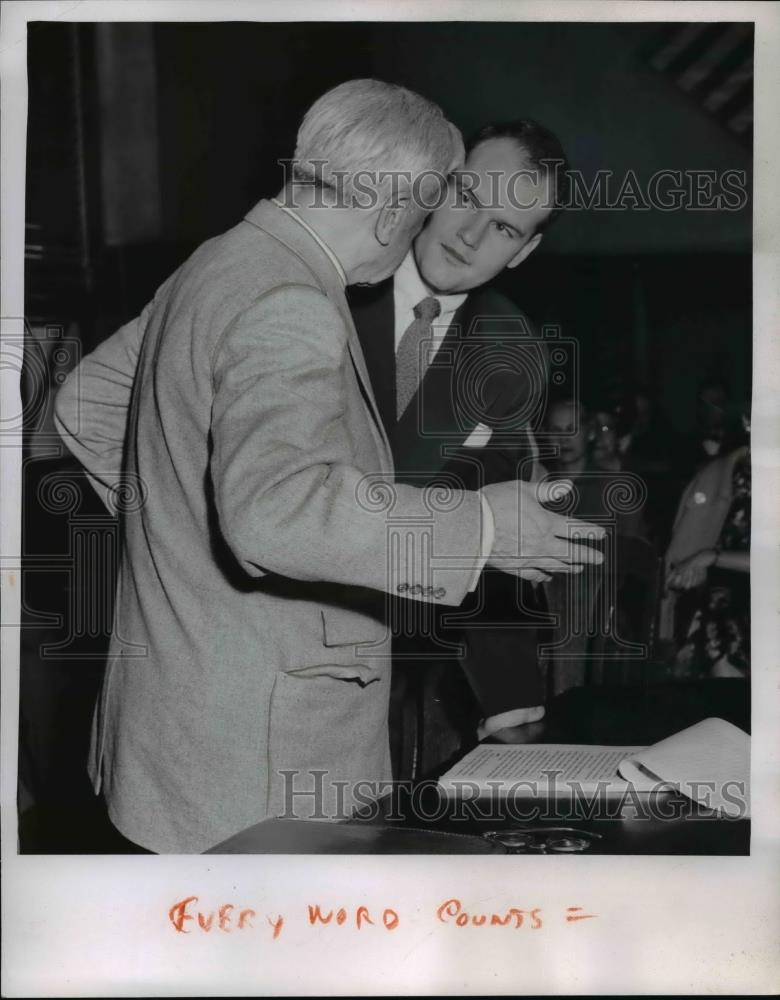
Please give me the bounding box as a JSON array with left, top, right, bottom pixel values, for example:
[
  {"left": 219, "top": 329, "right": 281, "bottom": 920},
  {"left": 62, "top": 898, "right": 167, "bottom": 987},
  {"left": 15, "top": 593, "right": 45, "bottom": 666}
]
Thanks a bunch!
[{"left": 414, "top": 137, "right": 553, "bottom": 294}]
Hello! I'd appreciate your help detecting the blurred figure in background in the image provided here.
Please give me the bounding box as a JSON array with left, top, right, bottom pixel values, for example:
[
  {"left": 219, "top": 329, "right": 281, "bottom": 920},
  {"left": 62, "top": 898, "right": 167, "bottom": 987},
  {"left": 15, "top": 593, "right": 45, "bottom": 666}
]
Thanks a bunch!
[
  {"left": 544, "top": 397, "right": 648, "bottom": 540},
  {"left": 590, "top": 407, "right": 621, "bottom": 473},
  {"left": 660, "top": 409, "right": 751, "bottom": 680},
  {"left": 541, "top": 398, "right": 653, "bottom": 694},
  {"left": 684, "top": 377, "right": 732, "bottom": 467},
  {"left": 678, "top": 377, "right": 750, "bottom": 477},
  {"left": 545, "top": 397, "right": 589, "bottom": 474}
]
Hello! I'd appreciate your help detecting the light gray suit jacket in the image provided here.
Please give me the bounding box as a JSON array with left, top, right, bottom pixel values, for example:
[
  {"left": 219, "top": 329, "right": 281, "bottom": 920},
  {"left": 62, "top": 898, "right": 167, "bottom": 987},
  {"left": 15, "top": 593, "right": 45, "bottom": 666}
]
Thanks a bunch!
[{"left": 55, "top": 200, "right": 482, "bottom": 852}]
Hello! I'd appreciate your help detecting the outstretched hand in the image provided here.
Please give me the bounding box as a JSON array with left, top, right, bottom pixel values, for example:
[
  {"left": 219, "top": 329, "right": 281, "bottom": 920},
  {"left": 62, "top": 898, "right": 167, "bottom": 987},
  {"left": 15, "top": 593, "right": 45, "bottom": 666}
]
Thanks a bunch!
[{"left": 482, "top": 479, "right": 605, "bottom": 582}]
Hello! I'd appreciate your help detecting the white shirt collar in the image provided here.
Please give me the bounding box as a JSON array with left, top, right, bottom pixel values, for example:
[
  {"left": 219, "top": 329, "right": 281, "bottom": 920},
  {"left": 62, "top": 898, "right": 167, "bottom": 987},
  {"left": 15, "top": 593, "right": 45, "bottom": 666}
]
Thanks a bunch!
[
  {"left": 395, "top": 249, "right": 467, "bottom": 317},
  {"left": 270, "top": 197, "right": 347, "bottom": 287}
]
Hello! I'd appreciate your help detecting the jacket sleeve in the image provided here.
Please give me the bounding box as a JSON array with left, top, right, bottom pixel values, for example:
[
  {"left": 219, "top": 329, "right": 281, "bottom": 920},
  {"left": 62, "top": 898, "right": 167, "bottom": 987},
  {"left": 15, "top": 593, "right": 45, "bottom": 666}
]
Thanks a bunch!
[
  {"left": 210, "top": 284, "right": 483, "bottom": 607},
  {"left": 53, "top": 303, "right": 150, "bottom": 512}
]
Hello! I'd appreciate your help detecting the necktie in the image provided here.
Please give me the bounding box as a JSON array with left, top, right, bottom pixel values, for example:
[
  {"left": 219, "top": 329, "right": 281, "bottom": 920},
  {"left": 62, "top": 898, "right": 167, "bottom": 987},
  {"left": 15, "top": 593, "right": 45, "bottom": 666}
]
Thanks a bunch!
[{"left": 396, "top": 296, "right": 441, "bottom": 420}]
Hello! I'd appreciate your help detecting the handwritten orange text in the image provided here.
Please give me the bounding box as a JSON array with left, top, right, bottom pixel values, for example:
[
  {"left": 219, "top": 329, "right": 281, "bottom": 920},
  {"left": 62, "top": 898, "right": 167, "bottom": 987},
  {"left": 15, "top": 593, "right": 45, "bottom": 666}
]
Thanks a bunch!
[
  {"left": 308, "top": 904, "right": 400, "bottom": 930},
  {"left": 565, "top": 906, "right": 597, "bottom": 922},
  {"left": 436, "top": 898, "right": 543, "bottom": 929},
  {"left": 167, "top": 897, "right": 596, "bottom": 936},
  {"left": 168, "top": 896, "right": 283, "bottom": 937}
]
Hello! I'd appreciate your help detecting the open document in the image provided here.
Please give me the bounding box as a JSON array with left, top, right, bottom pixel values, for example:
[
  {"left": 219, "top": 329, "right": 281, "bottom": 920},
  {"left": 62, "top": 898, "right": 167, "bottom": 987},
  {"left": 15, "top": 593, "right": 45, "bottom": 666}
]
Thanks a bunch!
[{"left": 438, "top": 717, "right": 750, "bottom": 818}]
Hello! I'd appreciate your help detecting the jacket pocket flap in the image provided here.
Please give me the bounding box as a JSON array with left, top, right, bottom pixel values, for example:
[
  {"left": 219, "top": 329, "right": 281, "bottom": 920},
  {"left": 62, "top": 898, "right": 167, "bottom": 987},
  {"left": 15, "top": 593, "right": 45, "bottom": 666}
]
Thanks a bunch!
[
  {"left": 285, "top": 664, "right": 381, "bottom": 685},
  {"left": 320, "top": 606, "right": 387, "bottom": 649}
]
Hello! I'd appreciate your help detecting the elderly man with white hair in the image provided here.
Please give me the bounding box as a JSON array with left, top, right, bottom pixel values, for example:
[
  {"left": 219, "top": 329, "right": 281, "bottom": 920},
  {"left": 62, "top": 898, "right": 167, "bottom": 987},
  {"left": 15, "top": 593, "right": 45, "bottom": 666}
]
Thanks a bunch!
[{"left": 55, "top": 79, "right": 604, "bottom": 853}]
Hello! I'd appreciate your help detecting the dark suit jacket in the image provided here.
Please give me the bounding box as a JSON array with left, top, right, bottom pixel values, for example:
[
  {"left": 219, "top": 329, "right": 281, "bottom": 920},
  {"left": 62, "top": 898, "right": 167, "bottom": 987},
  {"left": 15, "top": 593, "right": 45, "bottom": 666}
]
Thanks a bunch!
[
  {"left": 349, "top": 277, "right": 550, "bottom": 717},
  {"left": 350, "top": 280, "right": 545, "bottom": 489}
]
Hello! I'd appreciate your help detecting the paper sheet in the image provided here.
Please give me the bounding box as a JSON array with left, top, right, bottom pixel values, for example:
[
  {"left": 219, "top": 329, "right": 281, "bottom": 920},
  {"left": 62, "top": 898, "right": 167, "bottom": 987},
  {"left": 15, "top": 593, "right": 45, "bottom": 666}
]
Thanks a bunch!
[
  {"left": 619, "top": 717, "right": 751, "bottom": 817},
  {"left": 439, "top": 743, "right": 646, "bottom": 793}
]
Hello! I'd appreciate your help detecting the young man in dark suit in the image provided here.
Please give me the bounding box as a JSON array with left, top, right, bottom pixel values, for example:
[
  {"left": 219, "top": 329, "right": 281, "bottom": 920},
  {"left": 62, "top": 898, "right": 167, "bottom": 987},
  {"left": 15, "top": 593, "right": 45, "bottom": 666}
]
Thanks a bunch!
[{"left": 349, "top": 121, "right": 571, "bottom": 760}]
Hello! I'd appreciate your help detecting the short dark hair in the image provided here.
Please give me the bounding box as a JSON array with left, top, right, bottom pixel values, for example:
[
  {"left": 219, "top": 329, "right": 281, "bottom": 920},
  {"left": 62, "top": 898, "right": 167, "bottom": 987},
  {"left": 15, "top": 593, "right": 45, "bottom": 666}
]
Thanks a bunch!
[{"left": 466, "top": 120, "right": 571, "bottom": 231}]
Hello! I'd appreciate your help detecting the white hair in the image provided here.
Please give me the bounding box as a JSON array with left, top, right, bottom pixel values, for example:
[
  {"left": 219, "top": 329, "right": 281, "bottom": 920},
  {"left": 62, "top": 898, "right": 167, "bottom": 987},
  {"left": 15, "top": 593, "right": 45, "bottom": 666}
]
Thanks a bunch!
[{"left": 294, "top": 79, "right": 463, "bottom": 202}]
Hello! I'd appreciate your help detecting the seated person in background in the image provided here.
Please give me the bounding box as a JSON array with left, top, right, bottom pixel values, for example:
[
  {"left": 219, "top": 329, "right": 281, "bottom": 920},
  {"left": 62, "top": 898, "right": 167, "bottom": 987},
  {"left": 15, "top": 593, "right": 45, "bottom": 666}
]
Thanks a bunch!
[
  {"left": 542, "top": 397, "right": 649, "bottom": 540},
  {"left": 679, "top": 376, "right": 733, "bottom": 471},
  {"left": 675, "top": 376, "right": 750, "bottom": 489},
  {"left": 661, "top": 418, "right": 750, "bottom": 680}
]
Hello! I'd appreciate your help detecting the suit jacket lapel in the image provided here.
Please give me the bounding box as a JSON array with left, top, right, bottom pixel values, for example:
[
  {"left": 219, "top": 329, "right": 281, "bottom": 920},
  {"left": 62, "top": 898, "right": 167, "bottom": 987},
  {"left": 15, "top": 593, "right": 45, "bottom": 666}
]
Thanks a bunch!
[
  {"left": 393, "top": 291, "right": 541, "bottom": 483},
  {"left": 245, "top": 201, "right": 393, "bottom": 470},
  {"left": 348, "top": 280, "right": 396, "bottom": 440}
]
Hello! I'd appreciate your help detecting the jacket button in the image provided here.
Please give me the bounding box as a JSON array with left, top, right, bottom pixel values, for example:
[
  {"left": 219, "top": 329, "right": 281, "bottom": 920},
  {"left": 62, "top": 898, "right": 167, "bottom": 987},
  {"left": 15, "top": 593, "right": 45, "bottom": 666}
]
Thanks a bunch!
[
  {"left": 410, "top": 584, "right": 422, "bottom": 595},
  {"left": 433, "top": 587, "right": 446, "bottom": 599},
  {"left": 397, "top": 583, "right": 409, "bottom": 593}
]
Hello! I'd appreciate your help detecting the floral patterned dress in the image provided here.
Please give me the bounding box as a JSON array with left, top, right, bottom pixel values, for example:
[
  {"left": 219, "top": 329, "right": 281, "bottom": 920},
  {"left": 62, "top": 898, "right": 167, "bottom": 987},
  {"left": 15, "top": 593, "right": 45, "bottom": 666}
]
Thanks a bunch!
[{"left": 674, "top": 455, "right": 750, "bottom": 678}]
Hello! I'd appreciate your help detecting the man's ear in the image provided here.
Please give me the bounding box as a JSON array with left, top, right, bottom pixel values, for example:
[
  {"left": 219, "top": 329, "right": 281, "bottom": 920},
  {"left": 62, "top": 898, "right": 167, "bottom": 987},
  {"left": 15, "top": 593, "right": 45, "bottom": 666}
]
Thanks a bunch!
[
  {"left": 506, "top": 231, "right": 542, "bottom": 270},
  {"left": 374, "top": 196, "right": 411, "bottom": 247}
]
